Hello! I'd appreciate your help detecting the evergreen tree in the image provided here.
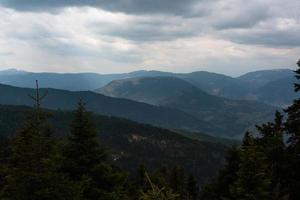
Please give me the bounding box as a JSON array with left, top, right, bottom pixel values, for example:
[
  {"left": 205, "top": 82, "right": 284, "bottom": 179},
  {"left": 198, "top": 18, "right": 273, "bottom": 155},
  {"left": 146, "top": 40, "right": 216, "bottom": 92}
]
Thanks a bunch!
[
  {"left": 169, "top": 166, "right": 181, "bottom": 194},
  {"left": 186, "top": 174, "right": 198, "bottom": 200},
  {"left": 61, "top": 100, "right": 127, "bottom": 200},
  {"left": 0, "top": 111, "right": 74, "bottom": 200},
  {"left": 199, "top": 146, "right": 240, "bottom": 200},
  {"left": 0, "top": 81, "right": 74, "bottom": 199},
  {"left": 0, "top": 136, "right": 10, "bottom": 193},
  {"left": 137, "top": 164, "right": 147, "bottom": 190},
  {"left": 285, "top": 59, "right": 300, "bottom": 200},
  {"left": 232, "top": 134, "right": 272, "bottom": 200},
  {"left": 256, "top": 111, "right": 289, "bottom": 198}
]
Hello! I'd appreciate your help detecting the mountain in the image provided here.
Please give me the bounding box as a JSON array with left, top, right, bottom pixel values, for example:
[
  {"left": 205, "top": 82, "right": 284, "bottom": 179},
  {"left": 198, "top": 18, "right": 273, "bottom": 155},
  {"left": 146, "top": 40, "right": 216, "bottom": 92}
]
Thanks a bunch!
[
  {"left": 238, "top": 69, "right": 294, "bottom": 88},
  {"left": 0, "top": 69, "right": 250, "bottom": 99},
  {"left": 0, "top": 83, "right": 225, "bottom": 136},
  {"left": 0, "top": 68, "right": 295, "bottom": 107},
  {"left": 0, "top": 104, "right": 229, "bottom": 185},
  {"left": 0, "top": 71, "right": 114, "bottom": 91},
  {"left": 254, "top": 76, "right": 298, "bottom": 107},
  {"left": 0, "top": 70, "right": 171, "bottom": 91},
  {"left": 0, "top": 68, "right": 27, "bottom": 75},
  {"left": 97, "top": 76, "right": 276, "bottom": 138},
  {"left": 177, "top": 71, "right": 251, "bottom": 99}
]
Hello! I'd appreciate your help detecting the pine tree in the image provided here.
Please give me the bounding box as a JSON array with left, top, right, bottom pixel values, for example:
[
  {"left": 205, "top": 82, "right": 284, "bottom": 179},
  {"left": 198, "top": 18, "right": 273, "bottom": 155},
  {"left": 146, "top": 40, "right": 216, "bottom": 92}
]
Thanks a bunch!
[
  {"left": 232, "top": 134, "right": 272, "bottom": 200},
  {"left": 0, "top": 111, "right": 74, "bottom": 199},
  {"left": 169, "top": 166, "right": 181, "bottom": 195},
  {"left": 199, "top": 146, "right": 241, "bottom": 200},
  {"left": 61, "top": 100, "right": 127, "bottom": 200},
  {"left": 256, "top": 111, "right": 289, "bottom": 198},
  {"left": 0, "top": 81, "right": 74, "bottom": 200},
  {"left": 0, "top": 136, "right": 10, "bottom": 193},
  {"left": 186, "top": 174, "right": 198, "bottom": 200},
  {"left": 138, "top": 164, "right": 147, "bottom": 190},
  {"left": 285, "top": 59, "right": 300, "bottom": 200}
]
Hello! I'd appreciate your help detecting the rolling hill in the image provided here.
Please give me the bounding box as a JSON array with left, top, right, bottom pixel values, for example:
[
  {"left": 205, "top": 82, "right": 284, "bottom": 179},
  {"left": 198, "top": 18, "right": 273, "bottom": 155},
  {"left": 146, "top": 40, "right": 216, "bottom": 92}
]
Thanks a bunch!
[{"left": 97, "top": 76, "right": 276, "bottom": 138}]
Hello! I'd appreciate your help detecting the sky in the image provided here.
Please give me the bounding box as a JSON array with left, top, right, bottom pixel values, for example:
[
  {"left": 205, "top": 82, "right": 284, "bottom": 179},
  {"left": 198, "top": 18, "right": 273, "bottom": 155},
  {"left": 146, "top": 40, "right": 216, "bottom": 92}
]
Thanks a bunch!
[{"left": 0, "top": 0, "right": 299, "bottom": 76}]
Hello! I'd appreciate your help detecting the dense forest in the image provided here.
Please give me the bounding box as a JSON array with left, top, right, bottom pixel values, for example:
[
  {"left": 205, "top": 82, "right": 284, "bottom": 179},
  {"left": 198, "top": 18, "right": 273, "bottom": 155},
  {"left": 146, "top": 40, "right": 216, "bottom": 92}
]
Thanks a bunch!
[{"left": 0, "top": 60, "right": 299, "bottom": 200}]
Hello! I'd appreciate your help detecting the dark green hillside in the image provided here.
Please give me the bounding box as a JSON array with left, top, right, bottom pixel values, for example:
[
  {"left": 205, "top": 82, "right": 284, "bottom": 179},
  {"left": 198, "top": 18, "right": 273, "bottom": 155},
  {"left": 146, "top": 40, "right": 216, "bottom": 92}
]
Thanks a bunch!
[
  {"left": 0, "top": 83, "right": 221, "bottom": 135},
  {"left": 98, "top": 77, "right": 276, "bottom": 138},
  {"left": 0, "top": 104, "right": 227, "bottom": 185}
]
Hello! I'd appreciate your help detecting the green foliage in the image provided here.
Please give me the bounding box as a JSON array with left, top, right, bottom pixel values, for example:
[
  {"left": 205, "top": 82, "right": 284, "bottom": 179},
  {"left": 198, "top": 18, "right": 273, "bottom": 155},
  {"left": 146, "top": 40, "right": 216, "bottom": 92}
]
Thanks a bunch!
[
  {"left": 0, "top": 111, "right": 75, "bottom": 200},
  {"left": 186, "top": 174, "right": 198, "bottom": 200},
  {"left": 61, "top": 100, "right": 127, "bottom": 200},
  {"left": 199, "top": 146, "right": 240, "bottom": 200},
  {"left": 233, "top": 134, "right": 271, "bottom": 200},
  {"left": 0, "top": 104, "right": 228, "bottom": 186}
]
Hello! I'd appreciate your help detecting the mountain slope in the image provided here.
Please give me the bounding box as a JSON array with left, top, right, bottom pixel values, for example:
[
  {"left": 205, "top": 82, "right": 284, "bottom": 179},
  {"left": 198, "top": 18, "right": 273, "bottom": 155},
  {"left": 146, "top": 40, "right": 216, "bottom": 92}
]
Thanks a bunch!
[
  {"left": 97, "top": 77, "right": 276, "bottom": 138},
  {"left": 0, "top": 104, "right": 228, "bottom": 185},
  {"left": 238, "top": 69, "right": 294, "bottom": 88},
  {"left": 178, "top": 71, "right": 251, "bottom": 99},
  {"left": 0, "top": 83, "right": 223, "bottom": 136},
  {"left": 254, "top": 76, "right": 299, "bottom": 107}
]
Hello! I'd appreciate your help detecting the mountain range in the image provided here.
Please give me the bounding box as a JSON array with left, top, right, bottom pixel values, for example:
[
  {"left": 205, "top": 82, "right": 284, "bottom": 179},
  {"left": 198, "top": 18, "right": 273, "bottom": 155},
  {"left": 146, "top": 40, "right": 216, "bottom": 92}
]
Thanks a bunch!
[
  {"left": 0, "top": 68, "right": 296, "bottom": 107},
  {"left": 0, "top": 82, "right": 275, "bottom": 138}
]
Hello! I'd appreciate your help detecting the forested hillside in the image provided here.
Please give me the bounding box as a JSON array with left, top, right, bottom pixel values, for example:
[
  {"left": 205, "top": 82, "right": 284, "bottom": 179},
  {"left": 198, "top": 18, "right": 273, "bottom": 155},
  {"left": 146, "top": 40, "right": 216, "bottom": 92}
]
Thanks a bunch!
[
  {"left": 98, "top": 76, "right": 275, "bottom": 138},
  {"left": 0, "top": 104, "right": 228, "bottom": 185}
]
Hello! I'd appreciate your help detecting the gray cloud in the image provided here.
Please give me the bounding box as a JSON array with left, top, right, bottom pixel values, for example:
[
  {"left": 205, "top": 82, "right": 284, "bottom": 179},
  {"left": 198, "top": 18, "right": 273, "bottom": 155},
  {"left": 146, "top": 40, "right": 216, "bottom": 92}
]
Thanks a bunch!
[
  {"left": 0, "top": 51, "right": 13, "bottom": 56},
  {"left": 0, "top": 0, "right": 299, "bottom": 75},
  {"left": 0, "top": 0, "right": 206, "bottom": 16},
  {"left": 91, "top": 17, "right": 199, "bottom": 42},
  {"left": 218, "top": 15, "right": 300, "bottom": 48},
  {"left": 224, "top": 30, "right": 300, "bottom": 47},
  {"left": 212, "top": 3, "right": 270, "bottom": 30}
]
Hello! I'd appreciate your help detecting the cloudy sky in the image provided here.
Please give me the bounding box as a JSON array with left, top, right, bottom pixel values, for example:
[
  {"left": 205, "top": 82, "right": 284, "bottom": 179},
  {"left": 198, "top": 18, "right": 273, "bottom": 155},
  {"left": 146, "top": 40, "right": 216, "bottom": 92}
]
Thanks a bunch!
[{"left": 0, "top": 0, "right": 299, "bottom": 76}]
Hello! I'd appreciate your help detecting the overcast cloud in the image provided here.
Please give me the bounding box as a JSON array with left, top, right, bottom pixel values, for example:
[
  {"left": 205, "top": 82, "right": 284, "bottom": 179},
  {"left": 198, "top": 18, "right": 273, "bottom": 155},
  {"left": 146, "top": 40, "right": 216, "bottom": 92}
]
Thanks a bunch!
[{"left": 0, "top": 0, "right": 299, "bottom": 76}]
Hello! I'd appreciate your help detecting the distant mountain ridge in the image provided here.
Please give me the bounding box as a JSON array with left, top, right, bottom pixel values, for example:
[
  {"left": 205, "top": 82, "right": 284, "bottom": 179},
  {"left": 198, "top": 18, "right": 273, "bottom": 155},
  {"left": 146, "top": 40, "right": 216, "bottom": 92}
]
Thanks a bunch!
[
  {"left": 0, "top": 68, "right": 296, "bottom": 106},
  {"left": 237, "top": 69, "right": 294, "bottom": 88}
]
